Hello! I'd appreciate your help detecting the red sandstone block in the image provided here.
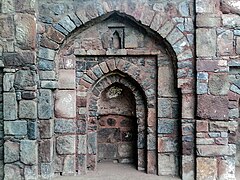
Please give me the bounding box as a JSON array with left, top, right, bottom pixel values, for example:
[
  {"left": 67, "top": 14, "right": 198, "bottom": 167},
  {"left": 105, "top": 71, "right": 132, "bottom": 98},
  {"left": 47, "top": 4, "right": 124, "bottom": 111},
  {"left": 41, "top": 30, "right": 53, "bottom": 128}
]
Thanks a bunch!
[
  {"left": 197, "top": 95, "right": 228, "bottom": 120},
  {"left": 40, "top": 36, "right": 59, "bottom": 50},
  {"left": 147, "top": 151, "right": 157, "bottom": 174},
  {"left": 46, "top": 26, "right": 65, "bottom": 44},
  {"left": 106, "top": 59, "right": 116, "bottom": 71},
  {"left": 99, "top": 62, "right": 109, "bottom": 74},
  {"left": 196, "top": 120, "right": 208, "bottom": 132},
  {"left": 86, "top": 70, "right": 97, "bottom": 81}
]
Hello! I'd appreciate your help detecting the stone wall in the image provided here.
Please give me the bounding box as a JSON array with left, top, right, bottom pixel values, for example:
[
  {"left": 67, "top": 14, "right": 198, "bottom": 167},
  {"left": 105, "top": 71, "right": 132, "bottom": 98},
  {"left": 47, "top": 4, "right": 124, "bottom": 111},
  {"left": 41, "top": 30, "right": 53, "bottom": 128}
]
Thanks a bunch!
[
  {"left": 0, "top": 0, "right": 239, "bottom": 180},
  {"left": 196, "top": 0, "right": 240, "bottom": 180}
]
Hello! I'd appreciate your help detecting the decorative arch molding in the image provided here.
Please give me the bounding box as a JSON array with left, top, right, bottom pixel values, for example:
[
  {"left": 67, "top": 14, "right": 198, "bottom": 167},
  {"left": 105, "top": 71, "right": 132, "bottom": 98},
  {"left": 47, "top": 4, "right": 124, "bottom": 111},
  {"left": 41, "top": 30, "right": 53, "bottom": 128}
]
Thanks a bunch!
[
  {"left": 86, "top": 71, "right": 148, "bottom": 172},
  {"left": 38, "top": 1, "right": 195, "bottom": 179},
  {"left": 39, "top": 0, "right": 194, "bottom": 91}
]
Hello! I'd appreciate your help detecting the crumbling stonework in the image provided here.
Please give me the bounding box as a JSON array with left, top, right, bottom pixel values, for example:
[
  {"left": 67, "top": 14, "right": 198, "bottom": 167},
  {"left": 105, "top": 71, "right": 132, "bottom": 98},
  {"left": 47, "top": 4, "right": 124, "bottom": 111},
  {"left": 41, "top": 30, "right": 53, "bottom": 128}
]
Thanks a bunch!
[{"left": 0, "top": 0, "right": 239, "bottom": 180}]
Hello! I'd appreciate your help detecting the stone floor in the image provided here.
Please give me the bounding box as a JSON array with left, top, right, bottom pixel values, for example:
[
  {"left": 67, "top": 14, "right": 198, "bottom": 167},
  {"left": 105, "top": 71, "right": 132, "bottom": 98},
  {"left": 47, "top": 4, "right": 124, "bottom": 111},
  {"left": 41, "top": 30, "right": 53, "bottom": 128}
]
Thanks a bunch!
[
  {"left": 54, "top": 162, "right": 181, "bottom": 180},
  {"left": 54, "top": 164, "right": 240, "bottom": 180}
]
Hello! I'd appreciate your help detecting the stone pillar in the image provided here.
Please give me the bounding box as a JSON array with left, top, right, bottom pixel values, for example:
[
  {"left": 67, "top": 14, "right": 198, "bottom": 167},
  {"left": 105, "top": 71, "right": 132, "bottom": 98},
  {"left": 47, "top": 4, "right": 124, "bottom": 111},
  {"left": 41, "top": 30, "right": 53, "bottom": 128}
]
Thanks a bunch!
[
  {"left": 1, "top": 0, "right": 39, "bottom": 179},
  {"left": 196, "top": 0, "right": 238, "bottom": 179}
]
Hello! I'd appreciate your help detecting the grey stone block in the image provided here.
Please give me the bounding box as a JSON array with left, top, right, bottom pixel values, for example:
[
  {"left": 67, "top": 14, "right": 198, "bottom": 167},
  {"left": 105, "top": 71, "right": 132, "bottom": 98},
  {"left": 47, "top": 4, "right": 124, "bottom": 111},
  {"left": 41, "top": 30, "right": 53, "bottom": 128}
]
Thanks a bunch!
[
  {"left": 77, "top": 135, "right": 87, "bottom": 154},
  {"left": 196, "top": 28, "right": 216, "bottom": 57},
  {"left": 4, "top": 164, "right": 21, "bottom": 180},
  {"left": 39, "top": 71, "right": 56, "bottom": 80},
  {"left": 88, "top": 132, "right": 97, "bottom": 154},
  {"left": 19, "top": 100, "right": 37, "bottom": 119},
  {"left": 4, "top": 120, "right": 27, "bottom": 136},
  {"left": 41, "top": 81, "right": 58, "bottom": 89},
  {"left": 55, "top": 119, "right": 76, "bottom": 133},
  {"left": 56, "top": 135, "right": 75, "bottom": 155},
  {"left": 14, "top": 70, "right": 37, "bottom": 90},
  {"left": 40, "top": 163, "right": 54, "bottom": 179},
  {"left": 38, "top": 47, "right": 56, "bottom": 61},
  {"left": 24, "top": 165, "right": 38, "bottom": 180},
  {"left": 38, "top": 89, "right": 53, "bottom": 119},
  {"left": 3, "top": 93, "right": 17, "bottom": 120},
  {"left": 4, "top": 141, "right": 19, "bottom": 163},
  {"left": 63, "top": 155, "right": 75, "bottom": 175},
  {"left": 58, "top": 16, "right": 76, "bottom": 32},
  {"left": 28, "top": 121, "right": 38, "bottom": 140},
  {"left": 158, "top": 119, "right": 177, "bottom": 134},
  {"left": 20, "top": 140, "right": 38, "bottom": 165},
  {"left": 38, "top": 59, "right": 55, "bottom": 71},
  {"left": 3, "top": 73, "right": 14, "bottom": 92}
]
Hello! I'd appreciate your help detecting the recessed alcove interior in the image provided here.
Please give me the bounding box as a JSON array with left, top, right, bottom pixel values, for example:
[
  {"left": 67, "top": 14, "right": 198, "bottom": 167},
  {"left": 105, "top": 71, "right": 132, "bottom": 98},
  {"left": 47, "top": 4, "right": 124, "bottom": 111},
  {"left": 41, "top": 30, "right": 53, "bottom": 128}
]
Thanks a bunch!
[
  {"left": 54, "top": 11, "right": 180, "bottom": 177},
  {"left": 97, "top": 82, "right": 137, "bottom": 165}
]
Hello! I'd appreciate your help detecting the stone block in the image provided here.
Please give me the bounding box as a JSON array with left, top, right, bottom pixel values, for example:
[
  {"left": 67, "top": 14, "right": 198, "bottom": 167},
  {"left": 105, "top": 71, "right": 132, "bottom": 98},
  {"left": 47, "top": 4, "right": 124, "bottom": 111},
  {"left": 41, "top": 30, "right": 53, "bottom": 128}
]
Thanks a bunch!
[
  {"left": 88, "top": 132, "right": 97, "bottom": 154},
  {"left": 0, "top": 15, "right": 14, "bottom": 38},
  {"left": 58, "top": 69, "right": 76, "bottom": 89},
  {"left": 39, "top": 119, "right": 54, "bottom": 139},
  {"left": 217, "top": 30, "right": 234, "bottom": 56},
  {"left": 78, "top": 135, "right": 87, "bottom": 154},
  {"left": 39, "top": 71, "right": 56, "bottom": 80},
  {"left": 218, "top": 156, "right": 236, "bottom": 180},
  {"left": 158, "top": 119, "right": 177, "bottom": 134},
  {"left": 15, "top": 0, "right": 36, "bottom": 13},
  {"left": 40, "top": 163, "right": 54, "bottom": 179},
  {"left": 158, "top": 154, "right": 178, "bottom": 176},
  {"left": 28, "top": 121, "right": 38, "bottom": 140},
  {"left": 230, "top": 84, "right": 240, "bottom": 94},
  {"left": 209, "top": 73, "right": 229, "bottom": 95},
  {"left": 197, "top": 82, "right": 208, "bottom": 94},
  {"left": 182, "top": 94, "right": 194, "bottom": 119},
  {"left": 0, "top": 160, "right": 3, "bottom": 179},
  {"left": 3, "top": 52, "right": 35, "bottom": 66},
  {"left": 197, "top": 144, "right": 236, "bottom": 156},
  {"left": 46, "top": 26, "right": 65, "bottom": 44},
  {"left": 63, "top": 155, "right": 75, "bottom": 175},
  {"left": 15, "top": 70, "right": 37, "bottom": 90},
  {"left": 209, "top": 121, "right": 237, "bottom": 132},
  {"left": 197, "top": 95, "right": 228, "bottom": 120},
  {"left": 196, "top": 120, "right": 208, "bottom": 132},
  {"left": 4, "top": 120, "right": 27, "bottom": 136},
  {"left": 55, "top": 119, "right": 76, "bottom": 133},
  {"left": 56, "top": 135, "right": 75, "bottom": 155},
  {"left": 158, "top": 137, "right": 178, "bottom": 153},
  {"left": 196, "top": 0, "right": 218, "bottom": 13},
  {"left": 158, "top": 98, "right": 171, "bottom": 118},
  {"left": 20, "top": 140, "right": 38, "bottom": 165},
  {"left": 157, "top": 21, "right": 174, "bottom": 38},
  {"left": 4, "top": 164, "right": 21, "bottom": 180},
  {"left": 24, "top": 166, "right": 38, "bottom": 180},
  {"left": 182, "top": 155, "right": 194, "bottom": 180},
  {"left": 197, "top": 157, "right": 217, "bottom": 180},
  {"left": 229, "top": 108, "right": 239, "bottom": 119},
  {"left": 3, "top": 73, "right": 14, "bottom": 92},
  {"left": 222, "top": 14, "right": 240, "bottom": 28},
  {"left": 41, "top": 81, "right": 58, "bottom": 89},
  {"left": 158, "top": 66, "right": 176, "bottom": 97},
  {"left": 68, "top": 13, "right": 82, "bottom": 27},
  {"left": 55, "top": 90, "right": 76, "bottom": 119},
  {"left": 2, "top": 0, "right": 14, "bottom": 13},
  {"left": 39, "top": 139, "right": 53, "bottom": 163},
  {"left": 19, "top": 100, "right": 37, "bottom": 119},
  {"left": 22, "top": 91, "right": 36, "bottom": 100},
  {"left": 15, "top": 13, "right": 36, "bottom": 50},
  {"left": 77, "top": 154, "right": 87, "bottom": 175},
  {"left": 40, "top": 36, "right": 59, "bottom": 50},
  {"left": 3, "top": 92, "right": 17, "bottom": 120},
  {"left": 38, "top": 89, "right": 53, "bottom": 119},
  {"left": 196, "top": 28, "right": 216, "bottom": 57},
  {"left": 196, "top": 14, "right": 221, "bottom": 27},
  {"left": 38, "top": 48, "right": 56, "bottom": 61},
  {"left": 237, "top": 37, "right": 240, "bottom": 55},
  {"left": 58, "top": 16, "right": 76, "bottom": 33},
  {"left": 4, "top": 141, "right": 19, "bottom": 163},
  {"left": 38, "top": 59, "right": 55, "bottom": 71}
]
